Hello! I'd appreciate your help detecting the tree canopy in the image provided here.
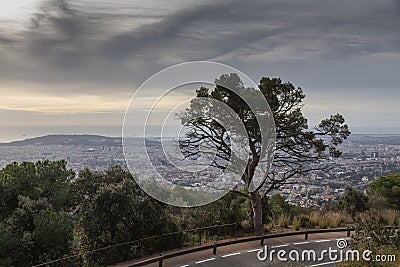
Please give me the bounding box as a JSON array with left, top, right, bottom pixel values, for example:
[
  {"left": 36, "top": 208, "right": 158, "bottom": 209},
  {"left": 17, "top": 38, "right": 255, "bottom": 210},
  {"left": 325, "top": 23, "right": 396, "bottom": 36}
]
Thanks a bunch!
[
  {"left": 179, "top": 73, "right": 350, "bottom": 234},
  {"left": 370, "top": 174, "right": 400, "bottom": 209},
  {"left": 0, "top": 161, "right": 75, "bottom": 266}
]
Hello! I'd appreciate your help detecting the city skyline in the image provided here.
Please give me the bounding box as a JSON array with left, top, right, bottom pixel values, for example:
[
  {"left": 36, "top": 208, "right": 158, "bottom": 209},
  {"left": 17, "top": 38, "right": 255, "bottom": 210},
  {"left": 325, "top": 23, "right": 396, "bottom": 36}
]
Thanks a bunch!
[{"left": 1, "top": 0, "right": 400, "bottom": 142}]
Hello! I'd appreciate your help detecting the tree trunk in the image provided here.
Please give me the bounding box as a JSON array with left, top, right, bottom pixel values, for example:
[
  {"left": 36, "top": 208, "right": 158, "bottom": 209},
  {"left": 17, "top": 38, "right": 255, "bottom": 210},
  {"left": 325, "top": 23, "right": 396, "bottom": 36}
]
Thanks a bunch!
[{"left": 249, "top": 191, "right": 263, "bottom": 236}]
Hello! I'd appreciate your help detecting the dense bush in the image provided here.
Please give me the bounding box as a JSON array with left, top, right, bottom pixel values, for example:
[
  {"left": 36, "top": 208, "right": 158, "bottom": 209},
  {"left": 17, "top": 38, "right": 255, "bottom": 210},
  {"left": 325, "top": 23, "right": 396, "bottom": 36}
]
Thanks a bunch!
[{"left": 1, "top": 161, "right": 399, "bottom": 266}]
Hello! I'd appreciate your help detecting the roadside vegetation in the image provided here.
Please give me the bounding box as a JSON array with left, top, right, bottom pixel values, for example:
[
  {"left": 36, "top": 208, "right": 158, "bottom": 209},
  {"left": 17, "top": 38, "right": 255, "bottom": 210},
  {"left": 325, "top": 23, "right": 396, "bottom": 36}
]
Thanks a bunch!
[{"left": 0, "top": 161, "right": 399, "bottom": 266}]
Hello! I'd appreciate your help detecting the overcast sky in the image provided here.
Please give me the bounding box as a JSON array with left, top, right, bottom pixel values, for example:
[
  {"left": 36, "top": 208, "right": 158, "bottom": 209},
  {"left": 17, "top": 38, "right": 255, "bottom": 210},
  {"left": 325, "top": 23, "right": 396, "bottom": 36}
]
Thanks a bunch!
[{"left": 0, "top": 0, "right": 399, "bottom": 141}]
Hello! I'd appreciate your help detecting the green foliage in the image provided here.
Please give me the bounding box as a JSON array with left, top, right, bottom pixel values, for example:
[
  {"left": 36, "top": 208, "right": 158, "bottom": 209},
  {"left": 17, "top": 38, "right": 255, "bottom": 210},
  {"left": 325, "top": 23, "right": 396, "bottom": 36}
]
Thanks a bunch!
[
  {"left": 0, "top": 196, "right": 74, "bottom": 266},
  {"left": 75, "top": 166, "right": 174, "bottom": 265},
  {"left": 259, "top": 77, "right": 350, "bottom": 160},
  {"left": 33, "top": 209, "right": 73, "bottom": 261},
  {"left": 1, "top": 159, "right": 397, "bottom": 267},
  {"left": 344, "top": 210, "right": 400, "bottom": 266},
  {"left": 0, "top": 161, "right": 256, "bottom": 266},
  {"left": 263, "top": 194, "right": 310, "bottom": 223},
  {"left": 0, "top": 223, "right": 14, "bottom": 266},
  {"left": 169, "top": 186, "right": 211, "bottom": 207},
  {"left": 355, "top": 210, "right": 399, "bottom": 248},
  {"left": 0, "top": 160, "right": 75, "bottom": 219},
  {"left": 370, "top": 174, "right": 400, "bottom": 209},
  {"left": 269, "top": 194, "right": 291, "bottom": 215},
  {"left": 0, "top": 161, "right": 75, "bottom": 266},
  {"left": 169, "top": 191, "right": 250, "bottom": 230},
  {"left": 337, "top": 186, "right": 369, "bottom": 217}
]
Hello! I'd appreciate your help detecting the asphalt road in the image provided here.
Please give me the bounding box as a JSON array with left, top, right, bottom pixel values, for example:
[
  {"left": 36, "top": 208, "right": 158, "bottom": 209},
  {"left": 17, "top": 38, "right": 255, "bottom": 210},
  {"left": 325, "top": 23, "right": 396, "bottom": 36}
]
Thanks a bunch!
[
  {"left": 179, "top": 238, "right": 351, "bottom": 267},
  {"left": 115, "top": 232, "right": 354, "bottom": 267}
]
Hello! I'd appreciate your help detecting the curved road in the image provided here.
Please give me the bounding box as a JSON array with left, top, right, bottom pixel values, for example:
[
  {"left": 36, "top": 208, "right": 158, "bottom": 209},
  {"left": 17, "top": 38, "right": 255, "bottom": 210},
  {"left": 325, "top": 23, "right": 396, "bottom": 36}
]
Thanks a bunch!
[
  {"left": 180, "top": 238, "right": 351, "bottom": 267},
  {"left": 118, "top": 232, "right": 357, "bottom": 267}
]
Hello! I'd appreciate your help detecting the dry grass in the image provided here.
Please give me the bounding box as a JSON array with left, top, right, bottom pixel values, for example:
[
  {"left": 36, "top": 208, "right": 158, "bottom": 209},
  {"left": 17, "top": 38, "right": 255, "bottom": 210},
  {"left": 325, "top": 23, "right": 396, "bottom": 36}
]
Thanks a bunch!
[
  {"left": 380, "top": 209, "right": 400, "bottom": 226},
  {"left": 309, "top": 211, "right": 351, "bottom": 229},
  {"left": 292, "top": 217, "right": 301, "bottom": 231},
  {"left": 309, "top": 211, "right": 322, "bottom": 228},
  {"left": 277, "top": 214, "right": 290, "bottom": 228},
  {"left": 264, "top": 221, "right": 274, "bottom": 232},
  {"left": 240, "top": 219, "right": 253, "bottom": 233}
]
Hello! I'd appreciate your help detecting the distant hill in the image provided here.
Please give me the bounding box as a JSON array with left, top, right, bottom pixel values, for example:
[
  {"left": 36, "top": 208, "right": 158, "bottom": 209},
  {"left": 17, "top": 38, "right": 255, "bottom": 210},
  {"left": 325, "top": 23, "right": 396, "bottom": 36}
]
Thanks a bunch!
[
  {"left": 348, "top": 134, "right": 400, "bottom": 146},
  {"left": 1, "top": 133, "right": 399, "bottom": 147},
  {"left": 0, "top": 134, "right": 122, "bottom": 147}
]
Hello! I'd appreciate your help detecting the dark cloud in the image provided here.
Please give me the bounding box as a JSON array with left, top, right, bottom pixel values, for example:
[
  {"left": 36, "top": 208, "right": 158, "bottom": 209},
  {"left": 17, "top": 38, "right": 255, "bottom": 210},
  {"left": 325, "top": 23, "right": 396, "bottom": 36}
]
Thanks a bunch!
[
  {"left": 99, "top": 0, "right": 269, "bottom": 60},
  {"left": 0, "top": 35, "right": 16, "bottom": 45},
  {"left": 0, "top": 0, "right": 399, "bottom": 97}
]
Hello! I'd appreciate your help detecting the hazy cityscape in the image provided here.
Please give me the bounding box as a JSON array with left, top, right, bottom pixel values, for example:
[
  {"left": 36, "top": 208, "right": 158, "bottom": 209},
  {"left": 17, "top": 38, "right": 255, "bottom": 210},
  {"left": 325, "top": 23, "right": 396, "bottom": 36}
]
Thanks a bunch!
[{"left": 1, "top": 133, "right": 399, "bottom": 208}]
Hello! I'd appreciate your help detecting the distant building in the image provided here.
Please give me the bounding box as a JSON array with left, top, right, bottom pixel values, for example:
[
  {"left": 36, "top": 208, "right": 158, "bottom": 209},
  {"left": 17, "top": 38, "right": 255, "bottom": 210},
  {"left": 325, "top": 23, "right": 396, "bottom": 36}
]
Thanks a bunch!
[{"left": 371, "top": 151, "right": 379, "bottom": 158}]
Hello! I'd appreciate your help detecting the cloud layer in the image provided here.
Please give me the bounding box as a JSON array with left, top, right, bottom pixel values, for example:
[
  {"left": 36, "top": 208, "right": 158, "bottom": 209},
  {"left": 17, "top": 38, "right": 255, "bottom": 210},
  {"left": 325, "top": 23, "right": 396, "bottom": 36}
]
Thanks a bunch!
[{"left": 0, "top": 0, "right": 399, "bottom": 131}]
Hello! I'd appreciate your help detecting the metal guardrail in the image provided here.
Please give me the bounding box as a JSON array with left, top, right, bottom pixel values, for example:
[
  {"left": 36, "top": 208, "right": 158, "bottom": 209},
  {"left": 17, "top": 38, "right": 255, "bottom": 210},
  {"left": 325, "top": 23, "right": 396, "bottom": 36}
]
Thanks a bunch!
[
  {"left": 34, "top": 225, "right": 398, "bottom": 267},
  {"left": 128, "top": 226, "right": 399, "bottom": 267},
  {"left": 33, "top": 223, "right": 240, "bottom": 267},
  {"left": 128, "top": 227, "right": 353, "bottom": 266}
]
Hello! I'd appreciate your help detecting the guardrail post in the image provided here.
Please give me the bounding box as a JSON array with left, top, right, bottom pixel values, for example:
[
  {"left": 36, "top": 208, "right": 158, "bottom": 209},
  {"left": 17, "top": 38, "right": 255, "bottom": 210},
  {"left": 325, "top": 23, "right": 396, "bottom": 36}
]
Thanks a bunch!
[
  {"left": 347, "top": 228, "right": 351, "bottom": 237},
  {"left": 213, "top": 242, "right": 217, "bottom": 255},
  {"left": 159, "top": 258, "right": 163, "bottom": 267},
  {"left": 235, "top": 223, "right": 238, "bottom": 237},
  {"left": 261, "top": 236, "right": 264, "bottom": 246},
  {"left": 198, "top": 229, "right": 202, "bottom": 246},
  {"left": 305, "top": 231, "right": 309, "bottom": 240},
  {"left": 158, "top": 235, "right": 162, "bottom": 253}
]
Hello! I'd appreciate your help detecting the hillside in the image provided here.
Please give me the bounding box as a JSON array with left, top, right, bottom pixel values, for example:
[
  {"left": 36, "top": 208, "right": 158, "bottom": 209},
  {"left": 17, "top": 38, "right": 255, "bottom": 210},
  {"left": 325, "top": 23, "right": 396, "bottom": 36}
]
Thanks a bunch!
[{"left": 0, "top": 134, "right": 122, "bottom": 147}]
